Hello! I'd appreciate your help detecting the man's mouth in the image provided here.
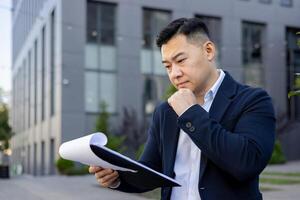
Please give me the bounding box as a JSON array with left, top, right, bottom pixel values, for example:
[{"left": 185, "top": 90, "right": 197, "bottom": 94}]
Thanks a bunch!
[{"left": 177, "top": 81, "right": 189, "bottom": 88}]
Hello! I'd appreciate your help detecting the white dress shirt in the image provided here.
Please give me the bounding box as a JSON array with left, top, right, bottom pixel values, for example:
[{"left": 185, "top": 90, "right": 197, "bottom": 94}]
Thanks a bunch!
[{"left": 170, "top": 69, "right": 225, "bottom": 200}]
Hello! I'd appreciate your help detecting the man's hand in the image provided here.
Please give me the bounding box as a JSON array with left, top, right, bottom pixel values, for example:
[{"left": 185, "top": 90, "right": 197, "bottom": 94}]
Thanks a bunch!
[
  {"left": 89, "top": 166, "right": 120, "bottom": 188},
  {"left": 168, "top": 88, "right": 197, "bottom": 116}
]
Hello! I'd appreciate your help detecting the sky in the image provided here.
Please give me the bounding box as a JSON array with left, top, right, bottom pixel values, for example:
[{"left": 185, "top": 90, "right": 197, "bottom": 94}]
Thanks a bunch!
[{"left": 0, "top": 0, "right": 12, "bottom": 97}]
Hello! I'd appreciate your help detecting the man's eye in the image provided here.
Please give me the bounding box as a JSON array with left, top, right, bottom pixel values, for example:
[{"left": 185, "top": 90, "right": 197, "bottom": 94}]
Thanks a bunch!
[
  {"left": 165, "top": 65, "right": 170, "bottom": 69},
  {"left": 178, "top": 58, "right": 186, "bottom": 63}
]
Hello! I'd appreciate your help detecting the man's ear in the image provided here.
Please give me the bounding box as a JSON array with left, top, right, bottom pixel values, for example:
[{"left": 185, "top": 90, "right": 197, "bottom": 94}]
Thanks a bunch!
[{"left": 203, "top": 41, "right": 215, "bottom": 61}]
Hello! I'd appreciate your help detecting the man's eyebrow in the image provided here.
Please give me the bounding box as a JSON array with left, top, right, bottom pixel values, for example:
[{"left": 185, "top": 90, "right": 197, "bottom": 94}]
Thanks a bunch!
[{"left": 162, "top": 52, "right": 186, "bottom": 63}]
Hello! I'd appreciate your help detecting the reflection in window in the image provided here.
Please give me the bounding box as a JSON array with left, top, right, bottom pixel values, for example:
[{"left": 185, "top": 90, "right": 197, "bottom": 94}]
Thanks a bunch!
[
  {"left": 142, "top": 9, "right": 171, "bottom": 114},
  {"left": 86, "top": 1, "right": 115, "bottom": 45},
  {"left": 259, "top": 0, "right": 272, "bottom": 4},
  {"left": 99, "top": 73, "right": 116, "bottom": 113},
  {"left": 85, "top": 72, "right": 98, "bottom": 112},
  {"left": 85, "top": 72, "right": 116, "bottom": 113},
  {"left": 242, "top": 22, "right": 266, "bottom": 87},
  {"left": 141, "top": 8, "right": 171, "bottom": 75},
  {"left": 286, "top": 27, "right": 300, "bottom": 120},
  {"left": 85, "top": 1, "right": 117, "bottom": 113},
  {"left": 143, "top": 76, "right": 170, "bottom": 114},
  {"left": 280, "top": 0, "right": 293, "bottom": 7}
]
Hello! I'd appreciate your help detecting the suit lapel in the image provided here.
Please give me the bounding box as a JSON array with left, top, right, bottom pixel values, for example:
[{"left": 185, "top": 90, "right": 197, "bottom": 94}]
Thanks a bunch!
[
  {"left": 161, "top": 105, "right": 180, "bottom": 199},
  {"left": 163, "top": 106, "right": 180, "bottom": 178},
  {"left": 198, "top": 71, "right": 237, "bottom": 182}
]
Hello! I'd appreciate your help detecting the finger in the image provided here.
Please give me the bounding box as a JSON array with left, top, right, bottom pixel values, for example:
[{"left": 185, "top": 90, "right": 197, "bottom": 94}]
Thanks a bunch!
[
  {"left": 89, "top": 166, "right": 102, "bottom": 173},
  {"left": 95, "top": 168, "right": 113, "bottom": 179},
  {"left": 101, "top": 176, "right": 119, "bottom": 188},
  {"left": 100, "top": 170, "right": 119, "bottom": 183}
]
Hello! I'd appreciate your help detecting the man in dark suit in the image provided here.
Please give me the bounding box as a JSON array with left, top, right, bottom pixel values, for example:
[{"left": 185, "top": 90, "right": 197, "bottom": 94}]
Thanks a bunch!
[{"left": 89, "top": 18, "right": 275, "bottom": 200}]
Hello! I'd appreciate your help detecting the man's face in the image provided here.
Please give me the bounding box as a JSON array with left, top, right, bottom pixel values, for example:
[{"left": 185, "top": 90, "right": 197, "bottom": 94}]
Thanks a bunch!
[{"left": 161, "top": 34, "right": 215, "bottom": 95}]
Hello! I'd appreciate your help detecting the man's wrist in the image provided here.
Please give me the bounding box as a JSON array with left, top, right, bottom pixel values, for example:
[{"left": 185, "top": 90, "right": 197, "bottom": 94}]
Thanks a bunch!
[
  {"left": 179, "top": 104, "right": 196, "bottom": 116},
  {"left": 109, "top": 179, "right": 121, "bottom": 189}
]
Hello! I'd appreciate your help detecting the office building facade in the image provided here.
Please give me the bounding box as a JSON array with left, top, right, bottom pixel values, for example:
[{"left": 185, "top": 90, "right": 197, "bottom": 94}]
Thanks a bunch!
[{"left": 11, "top": 0, "right": 300, "bottom": 175}]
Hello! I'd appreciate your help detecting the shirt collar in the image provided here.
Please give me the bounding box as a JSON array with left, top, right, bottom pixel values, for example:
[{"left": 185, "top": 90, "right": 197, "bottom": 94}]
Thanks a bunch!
[{"left": 204, "top": 69, "right": 225, "bottom": 102}]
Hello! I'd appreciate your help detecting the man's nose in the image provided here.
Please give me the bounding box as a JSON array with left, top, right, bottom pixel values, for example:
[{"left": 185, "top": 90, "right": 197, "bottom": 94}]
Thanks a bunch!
[{"left": 171, "top": 65, "right": 183, "bottom": 78}]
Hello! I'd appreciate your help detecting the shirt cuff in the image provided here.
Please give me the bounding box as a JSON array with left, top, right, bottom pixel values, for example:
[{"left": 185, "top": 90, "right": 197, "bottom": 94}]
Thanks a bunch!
[
  {"left": 109, "top": 179, "right": 121, "bottom": 189},
  {"left": 179, "top": 104, "right": 196, "bottom": 117}
]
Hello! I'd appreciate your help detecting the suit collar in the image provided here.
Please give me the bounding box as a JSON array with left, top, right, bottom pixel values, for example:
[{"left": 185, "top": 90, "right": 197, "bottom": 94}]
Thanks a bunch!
[{"left": 209, "top": 71, "right": 238, "bottom": 121}]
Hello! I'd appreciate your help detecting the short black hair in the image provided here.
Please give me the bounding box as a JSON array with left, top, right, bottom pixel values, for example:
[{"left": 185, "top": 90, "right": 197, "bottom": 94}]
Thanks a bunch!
[{"left": 156, "top": 17, "right": 210, "bottom": 49}]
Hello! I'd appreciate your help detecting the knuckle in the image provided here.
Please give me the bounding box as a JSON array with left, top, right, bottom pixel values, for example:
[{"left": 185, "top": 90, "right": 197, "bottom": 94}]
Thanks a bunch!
[
  {"left": 88, "top": 167, "right": 93, "bottom": 173},
  {"left": 95, "top": 171, "right": 103, "bottom": 179}
]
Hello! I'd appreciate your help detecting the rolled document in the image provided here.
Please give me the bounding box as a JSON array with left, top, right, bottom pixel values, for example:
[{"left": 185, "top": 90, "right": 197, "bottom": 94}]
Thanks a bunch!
[{"left": 59, "top": 132, "right": 136, "bottom": 172}]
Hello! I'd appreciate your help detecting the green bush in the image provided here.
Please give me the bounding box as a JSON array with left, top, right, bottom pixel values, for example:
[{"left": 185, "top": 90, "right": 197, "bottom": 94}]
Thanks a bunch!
[
  {"left": 163, "top": 84, "right": 177, "bottom": 100},
  {"left": 64, "top": 166, "right": 89, "bottom": 176},
  {"left": 56, "top": 157, "right": 74, "bottom": 174},
  {"left": 106, "top": 134, "right": 127, "bottom": 153},
  {"left": 56, "top": 157, "right": 89, "bottom": 176},
  {"left": 135, "top": 143, "right": 145, "bottom": 160},
  {"left": 0, "top": 103, "right": 13, "bottom": 151},
  {"left": 269, "top": 139, "right": 286, "bottom": 165}
]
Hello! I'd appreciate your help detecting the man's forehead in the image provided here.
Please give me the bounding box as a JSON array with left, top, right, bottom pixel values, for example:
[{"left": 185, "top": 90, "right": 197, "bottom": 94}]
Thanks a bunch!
[
  {"left": 161, "top": 46, "right": 186, "bottom": 61},
  {"left": 161, "top": 50, "right": 186, "bottom": 63}
]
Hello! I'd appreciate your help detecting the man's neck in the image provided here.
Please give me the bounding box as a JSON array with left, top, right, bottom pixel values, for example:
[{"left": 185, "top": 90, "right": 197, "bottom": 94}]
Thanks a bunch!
[{"left": 195, "top": 69, "right": 220, "bottom": 105}]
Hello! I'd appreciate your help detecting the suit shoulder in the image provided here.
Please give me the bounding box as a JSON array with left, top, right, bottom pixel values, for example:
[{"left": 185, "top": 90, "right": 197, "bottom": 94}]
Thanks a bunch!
[
  {"left": 237, "top": 84, "right": 271, "bottom": 100},
  {"left": 235, "top": 85, "right": 274, "bottom": 116}
]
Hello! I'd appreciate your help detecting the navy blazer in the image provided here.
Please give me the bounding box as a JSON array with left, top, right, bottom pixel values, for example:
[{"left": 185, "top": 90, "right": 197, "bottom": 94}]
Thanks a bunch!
[{"left": 115, "top": 72, "right": 275, "bottom": 200}]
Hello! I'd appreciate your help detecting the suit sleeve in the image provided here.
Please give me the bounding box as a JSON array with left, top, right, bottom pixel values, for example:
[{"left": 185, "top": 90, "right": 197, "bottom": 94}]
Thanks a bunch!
[
  {"left": 112, "top": 106, "right": 162, "bottom": 193},
  {"left": 177, "top": 89, "right": 275, "bottom": 182}
]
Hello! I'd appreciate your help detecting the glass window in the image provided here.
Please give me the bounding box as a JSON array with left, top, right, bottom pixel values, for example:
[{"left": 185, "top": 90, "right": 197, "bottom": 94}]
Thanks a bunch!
[
  {"left": 286, "top": 27, "right": 300, "bottom": 120},
  {"left": 41, "top": 141, "right": 45, "bottom": 175},
  {"left": 242, "top": 22, "right": 266, "bottom": 87},
  {"left": 153, "top": 50, "right": 165, "bottom": 75},
  {"left": 85, "top": 72, "right": 98, "bottom": 112},
  {"left": 85, "top": 1, "right": 117, "bottom": 113},
  {"left": 99, "top": 73, "right": 116, "bottom": 113},
  {"left": 141, "top": 9, "right": 171, "bottom": 115},
  {"left": 280, "top": 0, "right": 293, "bottom": 7},
  {"left": 41, "top": 26, "right": 46, "bottom": 121},
  {"left": 33, "top": 143, "right": 37, "bottom": 175},
  {"left": 141, "top": 9, "right": 170, "bottom": 75},
  {"left": 141, "top": 49, "right": 152, "bottom": 74},
  {"left": 143, "top": 75, "right": 170, "bottom": 114},
  {"left": 99, "top": 4, "right": 115, "bottom": 45},
  {"left": 143, "top": 9, "right": 171, "bottom": 49},
  {"left": 85, "top": 72, "right": 116, "bottom": 113},
  {"left": 49, "top": 139, "right": 55, "bottom": 175},
  {"left": 100, "top": 45, "right": 116, "bottom": 71},
  {"left": 86, "top": 2, "right": 97, "bottom": 43},
  {"left": 27, "top": 145, "right": 31, "bottom": 174},
  {"left": 85, "top": 44, "right": 116, "bottom": 71},
  {"left": 28, "top": 50, "right": 31, "bottom": 128},
  {"left": 85, "top": 43, "right": 98, "bottom": 69},
  {"left": 86, "top": 1, "right": 116, "bottom": 45},
  {"left": 34, "top": 39, "right": 38, "bottom": 125},
  {"left": 259, "top": 0, "right": 272, "bottom": 4},
  {"left": 50, "top": 8, "right": 56, "bottom": 116}
]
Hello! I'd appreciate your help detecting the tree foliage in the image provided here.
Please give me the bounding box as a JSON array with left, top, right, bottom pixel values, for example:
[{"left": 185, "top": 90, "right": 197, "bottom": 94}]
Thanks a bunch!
[{"left": 0, "top": 103, "right": 13, "bottom": 150}]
